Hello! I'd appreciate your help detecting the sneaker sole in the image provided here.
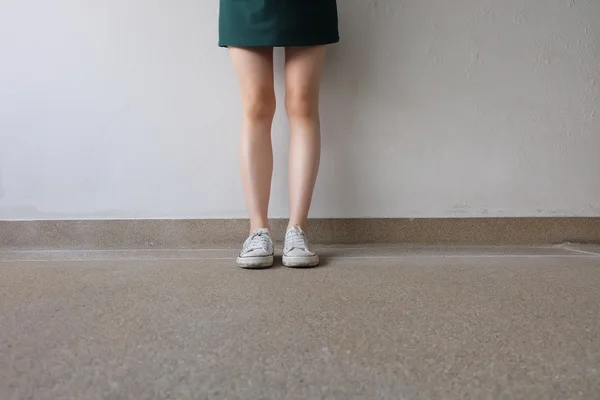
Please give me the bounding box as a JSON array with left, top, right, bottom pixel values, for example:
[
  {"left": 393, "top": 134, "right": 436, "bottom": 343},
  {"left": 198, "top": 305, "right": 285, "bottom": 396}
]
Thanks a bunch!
[
  {"left": 282, "top": 254, "right": 320, "bottom": 268},
  {"left": 237, "top": 255, "right": 274, "bottom": 269}
]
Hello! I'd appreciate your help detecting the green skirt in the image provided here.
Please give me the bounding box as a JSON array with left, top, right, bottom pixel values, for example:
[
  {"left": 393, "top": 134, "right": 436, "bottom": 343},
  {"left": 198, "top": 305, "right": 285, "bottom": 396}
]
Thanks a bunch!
[{"left": 219, "top": 0, "right": 339, "bottom": 47}]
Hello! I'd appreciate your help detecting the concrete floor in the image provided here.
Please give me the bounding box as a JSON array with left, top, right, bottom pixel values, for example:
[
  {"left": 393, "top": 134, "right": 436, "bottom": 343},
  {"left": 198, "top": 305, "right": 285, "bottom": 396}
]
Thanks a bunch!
[{"left": 1, "top": 245, "right": 600, "bottom": 400}]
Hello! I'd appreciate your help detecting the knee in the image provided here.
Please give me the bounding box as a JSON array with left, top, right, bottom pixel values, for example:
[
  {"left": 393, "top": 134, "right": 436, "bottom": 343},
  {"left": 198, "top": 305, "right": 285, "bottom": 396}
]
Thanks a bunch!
[
  {"left": 285, "top": 92, "right": 318, "bottom": 121},
  {"left": 244, "top": 89, "right": 276, "bottom": 121}
]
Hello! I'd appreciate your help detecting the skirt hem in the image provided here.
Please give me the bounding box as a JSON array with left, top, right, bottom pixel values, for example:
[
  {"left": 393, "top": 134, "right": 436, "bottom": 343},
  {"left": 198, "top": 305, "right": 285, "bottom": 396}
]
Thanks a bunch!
[{"left": 218, "top": 37, "right": 340, "bottom": 48}]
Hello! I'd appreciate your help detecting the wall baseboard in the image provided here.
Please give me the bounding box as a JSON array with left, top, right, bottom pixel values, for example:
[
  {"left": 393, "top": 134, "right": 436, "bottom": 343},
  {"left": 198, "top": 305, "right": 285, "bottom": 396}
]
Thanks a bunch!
[{"left": 1, "top": 218, "right": 599, "bottom": 250}]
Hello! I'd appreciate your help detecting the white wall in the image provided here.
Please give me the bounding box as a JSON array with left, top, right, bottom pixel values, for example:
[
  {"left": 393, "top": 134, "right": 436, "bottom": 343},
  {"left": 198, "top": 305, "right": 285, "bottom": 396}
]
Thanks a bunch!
[{"left": 0, "top": 0, "right": 599, "bottom": 220}]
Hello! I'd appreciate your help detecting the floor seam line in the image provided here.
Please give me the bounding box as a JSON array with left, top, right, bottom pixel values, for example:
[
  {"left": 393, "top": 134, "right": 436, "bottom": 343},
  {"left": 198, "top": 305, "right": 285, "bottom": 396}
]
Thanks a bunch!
[
  {"left": 562, "top": 247, "right": 600, "bottom": 257},
  {"left": 1, "top": 254, "right": 599, "bottom": 263},
  {"left": 0, "top": 245, "right": 567, "bottom": 254}
]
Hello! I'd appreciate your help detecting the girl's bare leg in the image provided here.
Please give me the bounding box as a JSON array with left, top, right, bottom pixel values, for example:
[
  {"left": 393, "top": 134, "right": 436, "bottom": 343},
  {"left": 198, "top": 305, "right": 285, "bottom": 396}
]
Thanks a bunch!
[
  {"left": 284, "top": 46, "right": 328, "bottom": 231},
  {"left": 229, "top": 47, "right": 276, "bottom": 233}
]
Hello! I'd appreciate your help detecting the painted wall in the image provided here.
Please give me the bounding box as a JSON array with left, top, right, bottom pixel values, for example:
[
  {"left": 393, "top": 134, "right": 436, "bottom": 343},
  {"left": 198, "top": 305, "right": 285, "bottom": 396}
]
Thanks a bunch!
[{"left": 0, "top": 0, "right": 599, "bottom": 220}]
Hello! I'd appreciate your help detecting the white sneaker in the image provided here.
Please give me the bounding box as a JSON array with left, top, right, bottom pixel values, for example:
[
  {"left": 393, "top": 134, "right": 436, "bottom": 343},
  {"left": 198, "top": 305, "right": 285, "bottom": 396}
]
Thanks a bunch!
[
  {"left": 237, "top": 228, "right": 274, "bottom": 269},
  {"left": 282, "top": 225, "right": 319, "bottom": 267}
]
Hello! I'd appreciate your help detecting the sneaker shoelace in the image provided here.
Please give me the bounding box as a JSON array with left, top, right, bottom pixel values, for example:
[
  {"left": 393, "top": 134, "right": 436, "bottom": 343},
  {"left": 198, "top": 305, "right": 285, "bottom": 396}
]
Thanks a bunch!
[
  {"left": 285, "top": 228, "right": 310, "bottom": 252},
  {"left": 243, "top": 231, "right": 272, "bottom": 254}
]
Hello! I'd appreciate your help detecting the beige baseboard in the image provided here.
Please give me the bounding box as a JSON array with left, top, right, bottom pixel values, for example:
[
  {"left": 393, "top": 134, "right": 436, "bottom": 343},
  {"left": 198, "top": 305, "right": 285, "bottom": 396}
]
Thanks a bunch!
[{"left": 1, "top": 218, "right": 599, "bottom": 250}]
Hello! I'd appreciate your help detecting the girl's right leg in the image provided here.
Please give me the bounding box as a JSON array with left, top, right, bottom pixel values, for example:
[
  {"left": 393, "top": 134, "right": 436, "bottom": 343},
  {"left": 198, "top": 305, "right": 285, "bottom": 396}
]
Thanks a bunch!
[
  {"left": 229, "top": 47, "right": 276, "bottom": 268},
  {"left": 229, "top": 47, "right": 276, "bottom": 233}
]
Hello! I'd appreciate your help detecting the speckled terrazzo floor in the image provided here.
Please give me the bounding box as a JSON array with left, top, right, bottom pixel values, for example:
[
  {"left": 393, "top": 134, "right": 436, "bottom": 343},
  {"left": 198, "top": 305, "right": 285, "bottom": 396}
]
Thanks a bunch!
[{"left": 2, "top": 245, "right": 600, "bottom": 399}]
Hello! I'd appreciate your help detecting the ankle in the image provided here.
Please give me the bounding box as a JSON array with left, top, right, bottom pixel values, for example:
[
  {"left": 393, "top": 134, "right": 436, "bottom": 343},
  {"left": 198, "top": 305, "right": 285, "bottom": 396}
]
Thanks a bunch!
[
  {"left": 287, "top": 222, "right": 307, "bottom": 232},
  {"left": 249, "top": 225, "right": 270, "bottom": 235}
]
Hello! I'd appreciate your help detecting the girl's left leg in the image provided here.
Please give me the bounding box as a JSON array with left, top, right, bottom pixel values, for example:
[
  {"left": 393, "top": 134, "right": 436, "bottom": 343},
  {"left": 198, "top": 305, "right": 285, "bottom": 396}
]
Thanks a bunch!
[
  {"left": 284, "top": 45, "right": 328, "bottom": 232},
  {"left": 282, "top": 45, "right": 328, "bottom": 268}
]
